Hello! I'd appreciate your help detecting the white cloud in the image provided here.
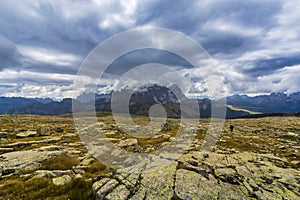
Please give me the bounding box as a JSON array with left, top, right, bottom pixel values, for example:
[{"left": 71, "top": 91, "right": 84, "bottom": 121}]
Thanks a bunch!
[
  {"left": 2, "top": 83, "right": 79, "bottom": 99},
  {"left": 18, "top": 45, "right": 81, "bottom": 67},
  {"left": 253, "top": 65, "right": 300, "bottom": 94},
  {"left": 0, "top": 0, "right": 300, "bottom": 98},
  {"left": 99, "top": 0, "right": 137, "bottom": 29},
  {"left": 0, "top": 69, "right": 76, "bottom": 83},
  {"left": 0, "top": 69, "right": 83, "bottom": 99}
]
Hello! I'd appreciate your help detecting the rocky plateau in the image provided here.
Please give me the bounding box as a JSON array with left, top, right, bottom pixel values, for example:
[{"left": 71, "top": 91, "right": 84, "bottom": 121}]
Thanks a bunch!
[{"left": 0, "top": 114, "right": 299, "bottom": 199}]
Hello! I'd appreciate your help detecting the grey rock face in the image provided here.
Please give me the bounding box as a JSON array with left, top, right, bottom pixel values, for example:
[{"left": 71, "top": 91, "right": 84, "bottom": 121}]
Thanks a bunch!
[
  {"left": 90, "top": 151, "right": 300, "bottom": 200},
  {"left": 0, "top": 115, "right": 299, "bottom": 200},
  {"left": 16, "top": 130, "right": 37, "bottom": 138},
  {"left": 52, "top": 175, "right": 72, "bottom": 186},
  {"left": 37, "top": 127, "right": 51, "bottom": 136},
  {"left": 95, "top": 179, "right": 119, "bottom": 199},
  {"left": 117, "top": 139, "right": 138, "bottom": 148},
  {"left": 0, "top": 149, "right": 64, "bottom": 177}
]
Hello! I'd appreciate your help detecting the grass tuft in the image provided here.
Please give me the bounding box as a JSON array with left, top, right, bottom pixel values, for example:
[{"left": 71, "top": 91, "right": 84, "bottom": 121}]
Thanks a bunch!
[
  {"left": 87, "top": 161, "right": 108, "bottom": 173},
  {"left": 39, "top": 154, "right": 80, "bottom": 170},
  {"left": 0, "top": 177, "right": 93, "bottom": 200}
]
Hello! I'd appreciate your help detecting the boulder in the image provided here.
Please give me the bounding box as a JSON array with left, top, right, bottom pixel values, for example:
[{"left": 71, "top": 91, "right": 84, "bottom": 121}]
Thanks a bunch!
[
  {"left": 34, "top": 170, "right": 57, "bottom": 178},
  {"left": 38, "top": 145, "right": 61, "bottom": 151},
  {"left": 73, "top": 168, "right": 85, "bottom": 175},
  {"left": 74, "top": 174, "right": 82, "bottom": 179},
  {"left": 37, "top": 127, "right": 51, "bottom": 136},
  {"left": 52, "top": 175, "right": 72, "bottom": 186},
  {"left": 16, "top": 130, "right": 38, "bottom": 138},
  {"left": 117, "top": 139, "right": 138, "bottom": 148},
  {"left": 0, "top": 149, "right": 63, "bottom": 176}
]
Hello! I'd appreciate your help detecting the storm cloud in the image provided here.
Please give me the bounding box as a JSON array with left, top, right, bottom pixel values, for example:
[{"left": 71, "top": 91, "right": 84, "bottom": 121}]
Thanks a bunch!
[{"left": 0, "top": 0, "right": 299, "bottom": 98}]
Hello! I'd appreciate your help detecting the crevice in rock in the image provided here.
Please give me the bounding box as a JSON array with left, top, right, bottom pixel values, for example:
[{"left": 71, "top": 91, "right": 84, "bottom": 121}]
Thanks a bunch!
[
  {"left": 277, "top": 180, "right": 299, "bottom": 195},
  {"left": 170, "top": 162, "right": 183, "bottom": 200},
  {"left": 126, "top": 173, "right": 143, "bottom": 199},
  {"left": 216, "top": 191, "right": 221, "bottom": 200},
  {"left": 211, "top": 167, "right": 244, "bottom": 185},
  {"left": 101, "top": 181, "right": 121, "bottom": 199},
  {"left": 142, "top": 191, "right": 148, "bottom": 200},
  {"left": 2, "top": 168, "right": 15, "bottom": 176},
  {"left": 177, "top": 161, "right": 210, "bottom": 179},
  {"left": 171, "top": 193, "right": 183, "bottom": 200},
  {"left": 256, "top": 183, "right": 274, "bottom": 193}
]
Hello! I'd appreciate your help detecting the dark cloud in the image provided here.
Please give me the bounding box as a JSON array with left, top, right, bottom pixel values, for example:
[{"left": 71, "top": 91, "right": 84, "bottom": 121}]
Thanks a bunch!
[
  {"left": 105, "top": 48, "right": 193, "bottom": 76},
  {"left": 0, "top": 35, "right": 20, "bottom": 69},
  {"left": 136, "top": 0, "right": 283, "bottom": 56},
  {"left": 244, "top": 54, "right": 300, "bottom": 77},
  {"left": 200, "top": 32, "right": 258, "bottom": 55},
  {"left": 0, "top": 0, "right": 299, "bottom": 98}
]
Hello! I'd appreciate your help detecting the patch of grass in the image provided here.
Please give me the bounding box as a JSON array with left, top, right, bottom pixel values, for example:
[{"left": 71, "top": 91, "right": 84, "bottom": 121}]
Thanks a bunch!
[
  {"left": 227, "top": 105, "right": 262, "bottom": 115},
  {"left": 67, "top": 178, "right": 93, "bottom": 200},
  {"left": 84, "top": 160, "right": 113, "bottom": 179},
  {"left": 86, "top": 161, "right": 108, "bottom": 174},
  {"left": 99, "top": 115, "right": 182, "bottom": 151},
  {"left": 0, "top": 176, "right": 93, "bottom": 200},
  {"left": 39, "top": 154, "right": 80, "bottom": 170},
  {"left": 135, "top": 132, "right": 174, "bottom": 149}
]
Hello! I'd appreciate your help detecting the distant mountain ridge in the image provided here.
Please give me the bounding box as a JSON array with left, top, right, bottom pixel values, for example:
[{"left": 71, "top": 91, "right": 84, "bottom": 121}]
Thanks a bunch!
[
  {"left": 227, "top": 92, "right": 300, "bottom": 113},
  {"left": 0, "top": 97, "right": 53, "bottom": 114},
  {"left": 1, "top": 87, "right": 300, "bottom": 118}
]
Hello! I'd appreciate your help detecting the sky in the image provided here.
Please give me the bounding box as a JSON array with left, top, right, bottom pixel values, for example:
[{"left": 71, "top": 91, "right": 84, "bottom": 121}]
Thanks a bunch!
[{"left": 0, "top": 0, "right": 300, "bottom": 99}]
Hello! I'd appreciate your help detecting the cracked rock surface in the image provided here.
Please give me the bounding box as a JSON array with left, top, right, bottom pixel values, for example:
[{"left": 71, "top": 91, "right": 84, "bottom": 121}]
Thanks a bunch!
[
  {"left": 0, "top": 115, "right": 299, "bottom": 199},
  {"left": 91, "top": 151, "right": 299, "bottom": 200}
]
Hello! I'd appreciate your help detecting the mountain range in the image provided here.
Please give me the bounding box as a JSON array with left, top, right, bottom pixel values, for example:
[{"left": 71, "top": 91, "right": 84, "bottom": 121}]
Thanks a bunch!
[
  {"left": 227, "top": 92, "right": 300, "bottom": 113},
  {"left": 1, "top": 85, "right": 300, "bottom": 119}
]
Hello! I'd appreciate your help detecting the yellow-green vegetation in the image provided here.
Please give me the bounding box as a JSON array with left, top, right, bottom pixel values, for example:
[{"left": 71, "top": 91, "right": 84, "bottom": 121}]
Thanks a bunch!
[
  {"left": 217, "top": 116, "right": 300, "bottom": 165},
  {"left": 85, "top": 161, "right": 111, "bottom": 178},
  {"left": 0, "top": 157, "right": 110, "bottom": 199},
  {"left": 0, "top": 113, "right": 299, "bottom": 199},
  {"left": 39, "top": 154, "right": 80, "bottom": 170},
  {"left": 97, "top": 115, "right": 184, "bottom": 152},
  {"left": 0, "top": 154, "right": 109, "bottom": 199},
  {"left": 227, "top": 104, "right": 262, "bottom": 115},
  {"left": 0, "top": 114, "right": 112, "bottom": 199},
  {"left": 0, "top": 175, "right": 93, "bottom": 200}
]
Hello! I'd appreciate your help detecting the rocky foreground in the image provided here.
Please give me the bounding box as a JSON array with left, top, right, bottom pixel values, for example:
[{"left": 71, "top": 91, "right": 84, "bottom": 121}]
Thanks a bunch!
[{"left": 0, "top": 114, "right": 299, "bottom": 199}]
